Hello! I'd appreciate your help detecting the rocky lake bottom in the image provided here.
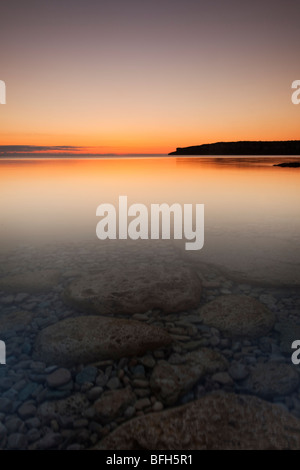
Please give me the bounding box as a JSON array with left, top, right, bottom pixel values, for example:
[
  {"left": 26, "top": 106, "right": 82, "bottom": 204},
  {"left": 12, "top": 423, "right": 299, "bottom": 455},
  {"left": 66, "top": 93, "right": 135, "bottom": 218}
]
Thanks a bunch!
[{"left": 0, "top": 240, "right": 300, "bottom": 450}]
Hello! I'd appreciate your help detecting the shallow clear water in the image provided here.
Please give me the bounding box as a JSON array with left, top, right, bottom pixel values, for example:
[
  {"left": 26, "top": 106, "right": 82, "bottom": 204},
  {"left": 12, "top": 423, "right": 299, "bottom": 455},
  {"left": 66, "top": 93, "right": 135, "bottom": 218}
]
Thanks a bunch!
[
  {"left": 0, "top": 155, "right": 299, "bottom": 285},
  {"left": 0, "top": 156, "right": 300, "bottom": 450}
]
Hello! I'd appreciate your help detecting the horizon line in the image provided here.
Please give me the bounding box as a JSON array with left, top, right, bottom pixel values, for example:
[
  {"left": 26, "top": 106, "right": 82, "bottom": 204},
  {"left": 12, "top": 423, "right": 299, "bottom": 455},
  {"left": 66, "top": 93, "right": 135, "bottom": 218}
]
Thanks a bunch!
[
  {"left": 0, "top": 153, "right": 168, "bottom": 158},
  {"left": 1, "top": 140, "right": 300, "bottom": 158}
]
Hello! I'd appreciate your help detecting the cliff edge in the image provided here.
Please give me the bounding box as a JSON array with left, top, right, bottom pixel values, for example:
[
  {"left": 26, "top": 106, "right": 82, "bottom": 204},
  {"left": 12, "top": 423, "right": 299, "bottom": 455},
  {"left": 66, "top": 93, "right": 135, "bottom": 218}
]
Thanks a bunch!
[{"left": 168, "top": 141, "right": 300, "bottom": 155}]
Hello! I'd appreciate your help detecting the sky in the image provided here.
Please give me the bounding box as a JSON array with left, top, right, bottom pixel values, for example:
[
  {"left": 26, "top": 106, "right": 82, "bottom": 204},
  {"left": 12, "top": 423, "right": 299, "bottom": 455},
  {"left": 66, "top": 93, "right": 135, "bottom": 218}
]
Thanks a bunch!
[{"left": 1, "top": 0, "right": 300, "bottom": 155}]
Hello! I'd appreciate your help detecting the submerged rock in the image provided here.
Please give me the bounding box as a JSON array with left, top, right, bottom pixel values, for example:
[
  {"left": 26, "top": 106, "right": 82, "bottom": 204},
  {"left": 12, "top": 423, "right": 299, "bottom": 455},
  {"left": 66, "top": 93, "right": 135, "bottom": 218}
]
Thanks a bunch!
[
  {"left": 33, "top": 315, "right": 172, "bottom": 366},
  {"left": 150, "top": 348, "right": 227, "bottom": 405},
  {"left": 198, "top": 295, "right": 275, "bottom": 339},
  {"left": 94, "top": 387, "right": 136, "bottom": 422},
  {"left": 242, "top": 363, "right": 299, "bottom": 399},
  {"left": 46, "top": 368, "right": 72, "bottom": 388},
  {"left": 63, "top": 264, "right": 202, "bottom": 315},
  {"left": 150, "top": 361, "right": 204, "bottom": 406},
  {"left": 38, "top": 393, "right": 89, "bottom": 421},
  {"left": 96, "top": 392, "right": 300, "bottom": 450},
  {"left": 186, "top": 348, "right": 228, "bottom": 374},
  {"left": 228, "top": 362, "right": 249, "bottom": 381}
]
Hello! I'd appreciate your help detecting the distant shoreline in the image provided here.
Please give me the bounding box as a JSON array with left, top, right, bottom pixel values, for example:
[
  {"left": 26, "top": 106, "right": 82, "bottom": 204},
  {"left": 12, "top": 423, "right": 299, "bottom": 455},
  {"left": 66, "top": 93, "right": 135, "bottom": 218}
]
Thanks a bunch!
[
  {"left": 1, "top": 154, "right": 300, "bottom": 161},
  {"left": 169, "top": 140, "right": 300, "bottom": 155}
]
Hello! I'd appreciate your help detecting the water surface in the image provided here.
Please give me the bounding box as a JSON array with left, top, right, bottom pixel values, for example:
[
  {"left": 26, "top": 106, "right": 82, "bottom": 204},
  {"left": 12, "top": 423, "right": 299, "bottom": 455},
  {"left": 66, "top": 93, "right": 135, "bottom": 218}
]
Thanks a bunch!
[{"left": 1, "top": 155, "right": 299, "bottom": 284}]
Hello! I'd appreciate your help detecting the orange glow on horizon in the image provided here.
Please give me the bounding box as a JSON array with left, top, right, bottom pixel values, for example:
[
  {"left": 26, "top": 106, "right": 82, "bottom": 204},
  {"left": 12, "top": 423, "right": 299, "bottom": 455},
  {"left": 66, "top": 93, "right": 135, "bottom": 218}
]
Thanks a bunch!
[
  {"left": 2, "top": 105, "right": 300, "bottom": 155},
  {"left": 1, "top": 156, "right": 299, "bottom": 248},
  {"left": 1, "top": 1, "right": 300, "bottom": 155}
]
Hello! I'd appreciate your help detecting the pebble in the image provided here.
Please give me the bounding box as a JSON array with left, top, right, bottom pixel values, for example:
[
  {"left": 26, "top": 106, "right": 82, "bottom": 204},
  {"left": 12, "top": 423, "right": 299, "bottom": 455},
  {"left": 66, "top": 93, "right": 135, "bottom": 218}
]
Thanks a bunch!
[
  {"left": 35, "top": 432, "right": 62, "bottom": 450},
  {"left": 30, "top": 361, "right": 46, "bottom": 371},
  {"left": 183, "top": 340, "right": 205, "bottom": 351},
  {"left": 18, "top": 382, "right": 39, "bottom": 401},
  {"left": 0, "top": 377, "right": 14, "bottom": 390},
  {"left": 132, "top": 365, "right": 145, "bottom": 377},
  {"left": 0, "top": 243, "right": 299, "bottom": 450},
  {"left": 73, "top": 419, "right": 89, "bottom": 429},
  {"left": 168, "top": 353, "right": 187, "bottom": 365},
  {"left": 228, "top": 363, "right": 249, "bottom": 381},
  {"left": 18, "top": 403, "right": 37, "bottom": 419},
  {"left": 51, "top": 419, "right": 60, "bottom": 432},
  {"left": 5, "top": 417, "right": 25, "bottom": 434},
  {"left": 211, "top": 372, "right": 233, "bottom": 385},
  {"left": 80, "top": 382, "right": 93, "bottom": 393},
  {"left": 220, "top": 339, "right": 230, "bottom": 348},
  {"left": 26, "top": 417, "right": 41, "bottom": 429},
  {"left": 76, "top": 366, "right": 98, "bottom": 385},
  {"left": 138, "top": 355, "right": 156, "bottom": 368},
  {"left": 83, "top": 407, "right": 96, "bottom": 420},
  {"left": 106, "top": 377, "right": 121, "bottom": 390},
  {"left": 124, "top": 405, "right": 135, "bottom": 419},
  {"left": 210, "top": 336, "right": 220, "bottom": 347},
  {"left": 152, "top": 401, "right": 164, "bottom": 412},
  {"left": 89, "top": 421, "right": 103, "bottom": 435},
  {"left": 46, "top": 368, "right": 72, "bottom": 388},
  {"left": 135, "top": 398, "right": 151, "bottom": 410},
  {"left": 96, "top": 372, "right": 109, "bottom": 388},
  {"left": 0, "top": 423, "right": 6, "bottom": 439},
  {"left": 27, "top": 429, "right": 41, "bottom": 443},
  {"left": 7, "top": 433, "right": 28, "bottom": 450},
  {"left": 132, "top": 379, "right": 149, "bottom": 388},
  {"left": 153, "top": 350, "right": 165, "bottom": 359},
  {"left": 135, "top": 388, "right": 150, "bottom": 398},
  {"left": 87, "top": 387, "right": 103, "bottom": 402},
  {"left": 0, "top": 398, "right": 12, "bottom": 413},
  {"left": 44, "top": 365, "right": 58, "bottom": 374}
]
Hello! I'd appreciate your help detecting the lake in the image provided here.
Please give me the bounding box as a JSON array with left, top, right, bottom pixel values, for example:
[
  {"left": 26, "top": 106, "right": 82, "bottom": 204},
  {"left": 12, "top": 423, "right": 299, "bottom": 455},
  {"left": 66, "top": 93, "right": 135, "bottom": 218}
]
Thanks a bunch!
[
  {"left": 0, "top": 155, "right": 299, "bottom": 285},
  {"left": 1, "top": 155, "right": 300, "bottom": 450}
]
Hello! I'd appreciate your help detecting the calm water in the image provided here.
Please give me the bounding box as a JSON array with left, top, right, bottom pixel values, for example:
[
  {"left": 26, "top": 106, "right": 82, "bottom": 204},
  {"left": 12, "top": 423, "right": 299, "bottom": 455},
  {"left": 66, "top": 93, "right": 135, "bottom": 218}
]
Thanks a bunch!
[{"left": 1, "top": 155, "right": 300, "bottom": 285}]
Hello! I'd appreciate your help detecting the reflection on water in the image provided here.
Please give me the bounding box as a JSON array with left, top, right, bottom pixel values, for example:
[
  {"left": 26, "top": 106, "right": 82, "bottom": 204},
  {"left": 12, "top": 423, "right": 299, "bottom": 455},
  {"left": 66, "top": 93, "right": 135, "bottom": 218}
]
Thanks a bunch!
[
  {"left": 0, "top": 156, "right": 300, "bottom": 450},
  {"left": 0, "top": 156, "right": 299, "bottom": 284}
]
